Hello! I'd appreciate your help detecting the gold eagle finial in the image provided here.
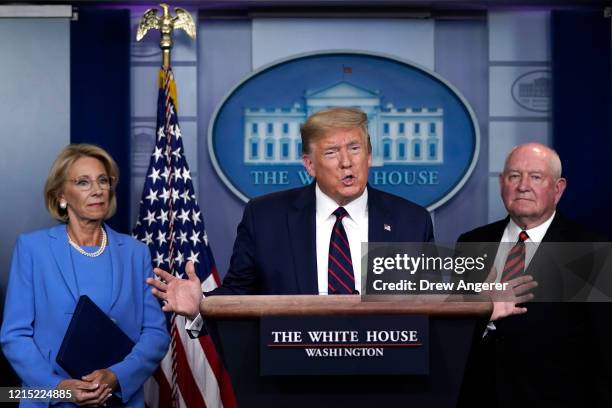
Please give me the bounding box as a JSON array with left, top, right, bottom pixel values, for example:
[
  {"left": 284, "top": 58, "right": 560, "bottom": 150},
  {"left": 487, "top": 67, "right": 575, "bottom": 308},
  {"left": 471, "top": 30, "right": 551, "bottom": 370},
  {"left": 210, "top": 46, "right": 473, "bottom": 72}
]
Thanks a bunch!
[{"left": 136, "top": 3, "right": 196, "bottom": 68}]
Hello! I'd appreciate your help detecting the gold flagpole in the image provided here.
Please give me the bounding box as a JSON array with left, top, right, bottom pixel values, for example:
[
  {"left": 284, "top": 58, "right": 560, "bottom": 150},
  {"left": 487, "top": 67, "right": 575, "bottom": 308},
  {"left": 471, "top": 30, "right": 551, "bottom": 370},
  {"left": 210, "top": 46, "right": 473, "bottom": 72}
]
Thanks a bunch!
[{"left": 135, "top": 5, "right": 196, "bottom": 407}]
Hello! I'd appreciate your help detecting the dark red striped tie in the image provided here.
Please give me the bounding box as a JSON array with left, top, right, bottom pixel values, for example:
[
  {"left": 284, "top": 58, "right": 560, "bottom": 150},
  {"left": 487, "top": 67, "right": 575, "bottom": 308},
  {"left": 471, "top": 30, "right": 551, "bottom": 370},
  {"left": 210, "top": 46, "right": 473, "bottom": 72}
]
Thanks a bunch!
[
  {"left": 328, "top": 207, "right": 356, "bottom": 294},
  {"left": 501, "top": 230, "right": 529, "bottom": 283}
]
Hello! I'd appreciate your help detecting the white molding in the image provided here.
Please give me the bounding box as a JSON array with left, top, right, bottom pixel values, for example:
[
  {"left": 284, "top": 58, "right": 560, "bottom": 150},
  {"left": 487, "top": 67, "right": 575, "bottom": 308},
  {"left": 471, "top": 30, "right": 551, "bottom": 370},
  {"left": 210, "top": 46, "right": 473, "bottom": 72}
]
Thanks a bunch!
[{"left": 0, "top": 5, "right": 72, "bottom": 18}]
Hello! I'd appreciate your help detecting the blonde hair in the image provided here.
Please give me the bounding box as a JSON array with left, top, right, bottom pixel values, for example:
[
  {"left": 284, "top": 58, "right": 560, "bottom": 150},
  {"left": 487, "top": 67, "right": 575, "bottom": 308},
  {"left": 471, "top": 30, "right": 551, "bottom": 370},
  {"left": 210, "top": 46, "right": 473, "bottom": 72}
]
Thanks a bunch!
[
  {"left": 44, "top": 144, "right": 119, "bottom": 223},
  {"left": 300, "top": 107, "right": 371, "bottom": 154}
]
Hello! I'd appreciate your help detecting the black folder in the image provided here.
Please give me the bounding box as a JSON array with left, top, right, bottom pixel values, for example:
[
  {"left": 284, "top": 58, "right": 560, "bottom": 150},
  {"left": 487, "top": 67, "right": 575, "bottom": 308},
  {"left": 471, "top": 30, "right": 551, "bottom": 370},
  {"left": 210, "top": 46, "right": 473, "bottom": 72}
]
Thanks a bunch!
[{"left": 56, "top": 295, "right": 135, "bottom": 379}]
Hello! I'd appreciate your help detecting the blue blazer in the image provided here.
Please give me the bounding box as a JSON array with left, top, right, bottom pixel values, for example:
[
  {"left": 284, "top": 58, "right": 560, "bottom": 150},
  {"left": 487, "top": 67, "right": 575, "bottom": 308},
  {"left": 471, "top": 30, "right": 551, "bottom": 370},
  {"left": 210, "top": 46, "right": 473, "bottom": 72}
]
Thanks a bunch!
[
  {"left": 213, "top": 184, "right": 434, "bottom": 295},
  {"left": 0, "top": 224, "right": 169, "bottom": 407}
]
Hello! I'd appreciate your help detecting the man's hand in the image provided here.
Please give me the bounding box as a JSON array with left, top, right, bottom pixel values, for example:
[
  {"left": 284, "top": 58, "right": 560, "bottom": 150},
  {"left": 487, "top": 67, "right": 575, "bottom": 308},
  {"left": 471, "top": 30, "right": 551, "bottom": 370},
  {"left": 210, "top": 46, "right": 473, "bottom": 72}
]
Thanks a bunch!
[
  {"left": 147, "top": 261, "right": 203, "bottom": 319},
  {"left": 483, "top": 268, "right": 538, "bottom": 321},
  {"left": 57, "top": 378, "right": 110, "bottom": 407}
]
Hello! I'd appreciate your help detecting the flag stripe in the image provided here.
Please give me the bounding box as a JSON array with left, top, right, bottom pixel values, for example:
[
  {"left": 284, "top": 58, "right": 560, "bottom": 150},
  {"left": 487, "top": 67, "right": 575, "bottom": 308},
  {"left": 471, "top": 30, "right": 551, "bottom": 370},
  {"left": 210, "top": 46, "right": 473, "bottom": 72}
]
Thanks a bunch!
[
  {"left": 143, "top": 374, "right": 159, "bottom": 408},
  {"left": 209, "top": 264, "right": 222, "bottom": 287},
  {"left": 202, "top": 270, "right": 219, "bottom": 293},
  {"left": 156, "top": 369, "right": 172, "bottom": 408},
  {"left": 173, "top": 325, "right": 207, "bottom": 407},
  {"left": 176, "top": 316, "right": 221, "bottom": 408},
  {"left": 200, "top": 336, "right": 237, "bottom": 408},
  {"left": 154, "top": 367, "right": 172, "bottom": 407},
  {"left": 176, "top": 388, "right": 187, "bottom": 408},
  {"left": 158, "top": 347, "right": 175, "bottom": 407}
]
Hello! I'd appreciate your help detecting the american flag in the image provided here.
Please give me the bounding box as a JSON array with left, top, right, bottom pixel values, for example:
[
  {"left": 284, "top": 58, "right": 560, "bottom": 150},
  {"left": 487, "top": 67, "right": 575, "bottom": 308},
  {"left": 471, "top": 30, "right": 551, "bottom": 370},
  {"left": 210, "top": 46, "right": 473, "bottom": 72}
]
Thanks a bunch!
[{"left": 133, "top": 67, "right": 236, "bottom": 408}]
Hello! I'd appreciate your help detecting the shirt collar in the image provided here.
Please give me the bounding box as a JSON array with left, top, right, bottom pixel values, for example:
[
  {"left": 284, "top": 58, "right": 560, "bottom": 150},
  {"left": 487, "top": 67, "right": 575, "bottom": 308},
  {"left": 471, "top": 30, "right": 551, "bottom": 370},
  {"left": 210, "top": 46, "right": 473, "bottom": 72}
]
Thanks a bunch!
[
  {"left": 315, "top": 183, "right": 368, "bottom": 222},
  {"left": 506, "top": 211, "right": 556, "bottom": 243}
]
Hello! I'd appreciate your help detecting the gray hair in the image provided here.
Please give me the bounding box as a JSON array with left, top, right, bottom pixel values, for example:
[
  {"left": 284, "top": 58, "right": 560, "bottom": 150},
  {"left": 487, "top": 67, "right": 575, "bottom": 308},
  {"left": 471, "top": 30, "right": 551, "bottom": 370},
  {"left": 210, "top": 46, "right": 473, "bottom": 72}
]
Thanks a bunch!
[{"left": 503, "top": 143, "right": 562, "bottom": 179}]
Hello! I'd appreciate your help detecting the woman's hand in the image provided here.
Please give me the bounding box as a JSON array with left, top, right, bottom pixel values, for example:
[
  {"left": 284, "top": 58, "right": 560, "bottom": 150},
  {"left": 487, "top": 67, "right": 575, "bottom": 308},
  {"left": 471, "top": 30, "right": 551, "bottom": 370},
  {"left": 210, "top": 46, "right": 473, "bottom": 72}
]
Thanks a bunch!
[
  {"left": 82, "top": 368, "right": 117, "bottom": 406},
  {"left": 57, "top": 376, "right": 112, "bottom": 406}
]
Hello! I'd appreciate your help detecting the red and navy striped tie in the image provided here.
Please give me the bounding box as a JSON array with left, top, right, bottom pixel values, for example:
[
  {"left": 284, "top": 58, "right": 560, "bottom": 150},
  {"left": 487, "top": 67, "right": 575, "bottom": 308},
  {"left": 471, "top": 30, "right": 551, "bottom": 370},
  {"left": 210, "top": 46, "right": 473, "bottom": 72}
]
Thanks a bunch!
[
  {"left": 328, "top": 207, "right": 356, "bottom": 294},
  {"left": 501, "top": 230, "right": 529, "bottom": 283}
]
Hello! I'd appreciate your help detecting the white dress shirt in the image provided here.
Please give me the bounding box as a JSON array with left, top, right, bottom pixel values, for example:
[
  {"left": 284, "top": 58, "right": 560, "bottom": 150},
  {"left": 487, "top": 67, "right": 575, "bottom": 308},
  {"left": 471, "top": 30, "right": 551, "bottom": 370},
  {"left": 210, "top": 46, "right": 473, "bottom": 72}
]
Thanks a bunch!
[{"left": 315, "top": 184, "right": 368, "bottom": 295}]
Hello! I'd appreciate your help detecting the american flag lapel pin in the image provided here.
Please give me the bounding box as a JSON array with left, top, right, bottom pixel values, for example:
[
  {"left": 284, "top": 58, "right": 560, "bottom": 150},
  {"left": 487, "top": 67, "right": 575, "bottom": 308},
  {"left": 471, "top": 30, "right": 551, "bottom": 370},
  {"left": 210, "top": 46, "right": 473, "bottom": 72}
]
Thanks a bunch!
[{"left": 384, "top": 224, "right": 392, "bottom": 232}]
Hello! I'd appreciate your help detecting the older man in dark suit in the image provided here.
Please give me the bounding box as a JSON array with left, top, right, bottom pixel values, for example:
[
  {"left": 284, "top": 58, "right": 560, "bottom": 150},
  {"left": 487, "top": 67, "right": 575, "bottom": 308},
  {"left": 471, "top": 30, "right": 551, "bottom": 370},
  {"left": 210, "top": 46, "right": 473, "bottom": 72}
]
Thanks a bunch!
[
  {"left": 148, "top": 107, "right": 434, "bottom": 317},
  {"left": 458, "top": 143, "right": 611, "bottom": 407}
]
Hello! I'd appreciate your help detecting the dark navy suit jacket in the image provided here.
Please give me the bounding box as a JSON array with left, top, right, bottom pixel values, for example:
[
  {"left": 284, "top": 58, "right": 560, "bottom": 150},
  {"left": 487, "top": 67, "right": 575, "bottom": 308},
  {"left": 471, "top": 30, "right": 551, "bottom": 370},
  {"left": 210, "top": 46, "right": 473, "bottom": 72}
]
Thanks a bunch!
[
  {"left": 457, "top": 213, "right": 612, "bottom": 407},
  {"left": 211, "top": 183, "right": 434, "bottom": 295}
]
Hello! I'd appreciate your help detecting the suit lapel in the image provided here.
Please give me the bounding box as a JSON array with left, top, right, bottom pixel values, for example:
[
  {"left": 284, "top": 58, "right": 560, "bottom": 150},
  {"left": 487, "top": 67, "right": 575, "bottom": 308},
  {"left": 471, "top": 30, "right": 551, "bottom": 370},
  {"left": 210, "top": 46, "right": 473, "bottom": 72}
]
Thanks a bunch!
[
  {"left": 525, "top": 214, "right": 571, "bottom": 298},
  {"left": 461, "top": 218, "right": 507, "bottom": 273},
  {"left": 105, "top": 225, "right": 124, "bottom": 312},
  {"left": 287, "top": 185, "right": 318, "bottom": 294},
  {"left": 541, "top": 213, "right": 570, "bottom": 242},
  {"left": 526, "top": 213, "right": 572, "bottom": 279},
  {"left": 49, "top": 224, "right": 124, "bottom": 311},
  {"left": 481, "top": 218, "right": 507, "bottom": 243},
  {"left": 49, "top": 224, "right": 79, "bottom": 302},
  {"left": 367, "top": 187, "right": 395, "bottom": 242}
]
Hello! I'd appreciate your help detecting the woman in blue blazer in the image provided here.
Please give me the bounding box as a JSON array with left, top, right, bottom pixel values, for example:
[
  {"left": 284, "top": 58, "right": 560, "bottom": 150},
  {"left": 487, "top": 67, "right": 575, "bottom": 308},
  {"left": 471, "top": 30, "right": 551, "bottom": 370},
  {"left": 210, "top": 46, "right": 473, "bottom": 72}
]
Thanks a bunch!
[{"left": 0, "top": 144, "right": 169, "bottom": 407}]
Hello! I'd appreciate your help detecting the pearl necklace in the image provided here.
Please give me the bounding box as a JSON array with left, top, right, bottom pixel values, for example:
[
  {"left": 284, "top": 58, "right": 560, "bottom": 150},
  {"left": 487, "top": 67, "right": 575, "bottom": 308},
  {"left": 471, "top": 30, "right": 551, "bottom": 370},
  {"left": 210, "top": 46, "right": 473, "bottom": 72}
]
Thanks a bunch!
[{"left": 68, "top": 226, "right": 107, "bottom": 257}]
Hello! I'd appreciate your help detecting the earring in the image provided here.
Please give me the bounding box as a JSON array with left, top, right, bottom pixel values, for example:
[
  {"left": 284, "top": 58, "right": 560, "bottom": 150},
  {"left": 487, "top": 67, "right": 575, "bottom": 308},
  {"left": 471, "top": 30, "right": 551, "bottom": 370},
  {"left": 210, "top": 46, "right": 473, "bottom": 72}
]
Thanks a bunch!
[{"left": 60, "top": 201, "right": 67, "bottom": 210}]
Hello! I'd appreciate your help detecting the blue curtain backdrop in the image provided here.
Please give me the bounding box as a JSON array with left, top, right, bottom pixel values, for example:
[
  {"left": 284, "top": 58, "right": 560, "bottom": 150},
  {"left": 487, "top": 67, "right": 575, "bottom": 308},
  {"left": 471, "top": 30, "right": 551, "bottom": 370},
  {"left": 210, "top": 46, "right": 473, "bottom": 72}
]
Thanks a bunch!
[
  {"left": 552, "top": 10, "right": 612, "bottom": 236},
  {"left": 71, "top": 8, "right": 131, "bottom": 233}
]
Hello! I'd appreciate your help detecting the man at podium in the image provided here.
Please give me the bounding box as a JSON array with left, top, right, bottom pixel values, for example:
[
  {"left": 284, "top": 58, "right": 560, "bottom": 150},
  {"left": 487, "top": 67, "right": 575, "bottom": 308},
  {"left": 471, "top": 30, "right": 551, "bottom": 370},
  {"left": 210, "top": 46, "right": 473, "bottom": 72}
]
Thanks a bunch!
[{"left": 148, "top": 107, "right": 434, "bottom": 320}]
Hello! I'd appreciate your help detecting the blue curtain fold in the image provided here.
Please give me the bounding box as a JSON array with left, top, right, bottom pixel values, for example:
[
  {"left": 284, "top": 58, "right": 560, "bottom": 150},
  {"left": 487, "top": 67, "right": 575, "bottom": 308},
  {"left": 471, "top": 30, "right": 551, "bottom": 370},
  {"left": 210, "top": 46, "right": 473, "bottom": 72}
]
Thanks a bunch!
[
  {"left": 71, "top": 8, "right": 131, "bottom": 233},
  {"left": 552, "top": 10, "right": 612, "bottom": 236}
]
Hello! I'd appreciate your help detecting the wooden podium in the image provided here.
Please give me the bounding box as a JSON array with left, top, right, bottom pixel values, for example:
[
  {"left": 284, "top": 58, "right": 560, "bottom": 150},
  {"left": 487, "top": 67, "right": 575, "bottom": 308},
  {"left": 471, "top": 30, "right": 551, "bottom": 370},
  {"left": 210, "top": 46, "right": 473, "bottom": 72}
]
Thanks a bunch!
[{"left": 201, "top": 295, "right": 491, "bottom": 408}]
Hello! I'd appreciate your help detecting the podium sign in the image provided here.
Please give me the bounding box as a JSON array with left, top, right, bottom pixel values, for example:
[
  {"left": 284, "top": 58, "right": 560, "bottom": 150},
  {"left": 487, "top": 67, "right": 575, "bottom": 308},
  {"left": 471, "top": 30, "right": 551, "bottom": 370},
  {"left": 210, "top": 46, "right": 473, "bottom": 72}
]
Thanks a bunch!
[
  {"left": 202, "top": 295, "right": 491, "bottom": 407},
  {"left": 260, "top": 315, "right": 429, "bottom": 375}
]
